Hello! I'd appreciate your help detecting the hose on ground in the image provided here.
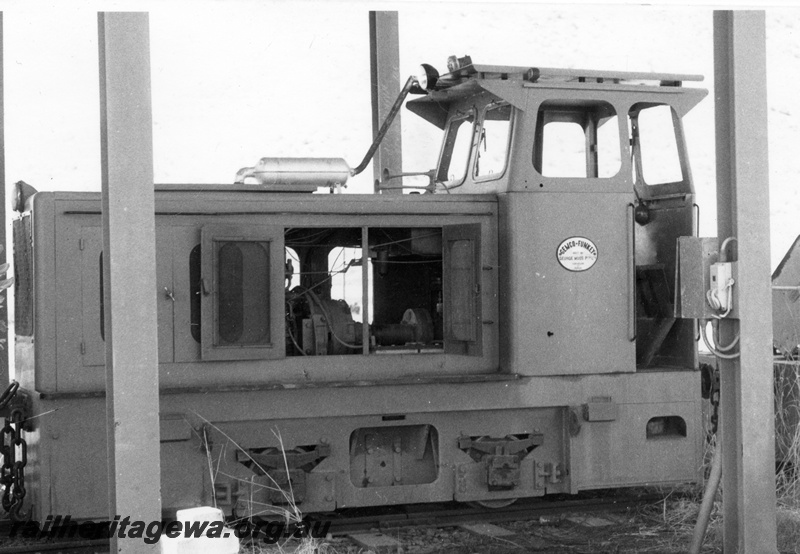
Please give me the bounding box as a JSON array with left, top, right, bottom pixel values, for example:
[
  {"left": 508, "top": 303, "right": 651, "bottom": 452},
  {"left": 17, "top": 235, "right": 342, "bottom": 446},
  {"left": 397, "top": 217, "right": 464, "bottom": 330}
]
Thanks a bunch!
[{"left": 689, "top": 442, "right": 723, "bottom": 554}]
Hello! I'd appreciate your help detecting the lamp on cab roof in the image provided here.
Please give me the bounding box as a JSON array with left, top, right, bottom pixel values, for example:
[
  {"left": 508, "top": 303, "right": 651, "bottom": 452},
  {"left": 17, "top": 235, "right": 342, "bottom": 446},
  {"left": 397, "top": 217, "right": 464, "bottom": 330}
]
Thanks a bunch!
[{"left": 415, "top": 64, "right": 439, "bottom": 91}]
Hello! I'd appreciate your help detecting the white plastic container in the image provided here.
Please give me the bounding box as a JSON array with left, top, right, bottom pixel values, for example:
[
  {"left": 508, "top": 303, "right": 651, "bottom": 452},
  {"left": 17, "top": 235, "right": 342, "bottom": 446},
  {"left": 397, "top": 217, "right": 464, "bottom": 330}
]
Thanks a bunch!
[{"left": 159, "top": 506, "right": 239, "bottom": 554}]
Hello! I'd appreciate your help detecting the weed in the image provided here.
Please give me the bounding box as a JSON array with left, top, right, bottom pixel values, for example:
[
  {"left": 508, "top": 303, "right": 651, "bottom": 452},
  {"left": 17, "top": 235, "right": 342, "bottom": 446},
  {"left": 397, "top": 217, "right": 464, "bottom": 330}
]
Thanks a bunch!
[
  {"left": 189, "top": 411, "right": 330, "bottom": 554},
  {"left": 776, "top": 356, "right": 800, "bottom": 506},
  {"left": 672, "top": 356, "right": 800, "bottom": 552}
]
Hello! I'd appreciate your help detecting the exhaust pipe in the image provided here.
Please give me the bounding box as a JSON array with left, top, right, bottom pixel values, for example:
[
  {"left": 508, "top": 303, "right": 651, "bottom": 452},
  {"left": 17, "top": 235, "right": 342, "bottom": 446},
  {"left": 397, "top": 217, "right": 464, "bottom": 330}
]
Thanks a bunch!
[{"left": 235, "top": 71, "right": 428, "bottom": 188}]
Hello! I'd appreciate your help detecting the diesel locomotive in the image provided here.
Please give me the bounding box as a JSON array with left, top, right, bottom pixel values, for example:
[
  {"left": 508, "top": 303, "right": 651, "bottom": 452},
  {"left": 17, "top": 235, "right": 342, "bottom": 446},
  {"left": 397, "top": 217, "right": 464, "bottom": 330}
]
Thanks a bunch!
[{"left": 7, "top": 58, "right": 708, "bottom": 520}]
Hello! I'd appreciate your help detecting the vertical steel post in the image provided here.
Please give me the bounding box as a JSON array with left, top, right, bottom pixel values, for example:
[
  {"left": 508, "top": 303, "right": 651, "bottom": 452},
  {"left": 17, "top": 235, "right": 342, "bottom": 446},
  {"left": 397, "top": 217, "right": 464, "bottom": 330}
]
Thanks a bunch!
[
  {"left": 714, "top": 10, "right": 778, "bottom": 553},
  {"left": 369, "top": 11, "right": 402, "bottom": 193},
  {"left": 98, "top": 12, "right": 161, "bottom": 552},
  {"left": 0, "top": 13, "right": 7, "bottom": 390}
]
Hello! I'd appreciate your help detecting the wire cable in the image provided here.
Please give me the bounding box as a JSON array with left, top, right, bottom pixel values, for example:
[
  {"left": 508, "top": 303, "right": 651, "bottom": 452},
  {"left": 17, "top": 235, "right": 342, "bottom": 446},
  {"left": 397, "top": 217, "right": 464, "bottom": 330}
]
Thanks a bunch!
[
  {"left": 371, "top": 231, "right": 441, "bottom": 250},
  {"left": 700, "top": 319, "right": 740, "bottom": 359},
  {"left": 707, "top": 278, "right": 735, "bottom": 319},
  {"left": 712, "top": 321, "right": 740, "bottom": 352},
  {"left": 286, "top": 324, "right": 308, "bottom": 356},
  {"left": 719, "top": 236, "right": 737, "bottom": 261}
]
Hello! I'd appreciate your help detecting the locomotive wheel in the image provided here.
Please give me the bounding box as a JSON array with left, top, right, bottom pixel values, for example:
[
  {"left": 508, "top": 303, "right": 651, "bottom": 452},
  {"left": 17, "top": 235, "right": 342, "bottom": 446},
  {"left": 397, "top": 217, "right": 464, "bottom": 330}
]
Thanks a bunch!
[{"left": 467, "top": 498, "right": 518, "bottom": 509}]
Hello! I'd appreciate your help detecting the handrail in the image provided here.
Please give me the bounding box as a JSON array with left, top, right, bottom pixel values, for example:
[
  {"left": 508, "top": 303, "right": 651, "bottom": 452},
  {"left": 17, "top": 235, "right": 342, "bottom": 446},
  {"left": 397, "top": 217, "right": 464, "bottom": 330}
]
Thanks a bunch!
[{"left": 350, "top": 76, "right": 417, "bottom": 177}]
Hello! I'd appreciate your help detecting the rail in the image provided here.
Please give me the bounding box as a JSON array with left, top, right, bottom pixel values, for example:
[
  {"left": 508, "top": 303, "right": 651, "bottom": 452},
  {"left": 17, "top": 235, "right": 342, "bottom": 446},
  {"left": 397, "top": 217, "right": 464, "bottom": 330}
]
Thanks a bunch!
[{"left": 0, "top": 491, "right": 664, "bottom": 552}]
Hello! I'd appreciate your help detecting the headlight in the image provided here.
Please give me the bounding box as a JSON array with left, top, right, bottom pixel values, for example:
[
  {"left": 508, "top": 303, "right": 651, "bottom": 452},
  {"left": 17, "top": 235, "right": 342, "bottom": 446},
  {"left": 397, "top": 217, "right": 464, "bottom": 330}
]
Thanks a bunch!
[{"left": 416, "top": 63, "right": 439, "bottom": 91}]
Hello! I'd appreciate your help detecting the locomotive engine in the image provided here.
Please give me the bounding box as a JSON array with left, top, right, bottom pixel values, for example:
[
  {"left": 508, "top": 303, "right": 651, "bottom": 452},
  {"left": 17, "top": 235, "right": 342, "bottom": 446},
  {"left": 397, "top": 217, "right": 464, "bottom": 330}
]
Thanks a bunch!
[{"left": 8, "top": 58, "right": 707, "bottom": 520}]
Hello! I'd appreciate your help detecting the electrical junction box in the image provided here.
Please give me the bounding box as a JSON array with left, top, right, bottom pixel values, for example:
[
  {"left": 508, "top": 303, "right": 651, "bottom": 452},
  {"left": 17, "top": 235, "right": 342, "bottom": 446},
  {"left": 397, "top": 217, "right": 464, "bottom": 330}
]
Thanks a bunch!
[
  {"left": 675, "top": 237, "right": 739, "bottom": 320},
  {"left": 582, "top": 397, "right": 618, "bottom": 422},
  {"left": 709, "top": 262, "right": 733, "bottom": 313},
  {"left": 709, "top": 261, "right": 738, "bottom": 319},
  {"left": 675, "top": 237, "right": 719, "bottom": 319}
]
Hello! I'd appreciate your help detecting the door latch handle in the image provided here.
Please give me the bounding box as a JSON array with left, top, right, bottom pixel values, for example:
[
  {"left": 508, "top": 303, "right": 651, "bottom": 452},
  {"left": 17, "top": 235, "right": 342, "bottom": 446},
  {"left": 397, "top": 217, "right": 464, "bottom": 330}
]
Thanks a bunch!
[{"left": 164, "top": 287, "right": 176, "bottom": 302}]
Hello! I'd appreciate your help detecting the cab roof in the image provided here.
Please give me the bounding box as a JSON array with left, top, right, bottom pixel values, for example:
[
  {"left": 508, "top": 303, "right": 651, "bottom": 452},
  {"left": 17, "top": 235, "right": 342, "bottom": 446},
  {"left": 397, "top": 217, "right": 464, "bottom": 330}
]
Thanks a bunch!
[{"left": 407, "top": 62, "right": 707, "bottom": 129}]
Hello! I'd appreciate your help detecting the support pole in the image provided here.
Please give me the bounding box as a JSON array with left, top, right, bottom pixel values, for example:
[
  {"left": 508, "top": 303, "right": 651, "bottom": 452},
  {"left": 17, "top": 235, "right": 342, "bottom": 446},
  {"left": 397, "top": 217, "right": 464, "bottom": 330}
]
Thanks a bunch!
[
  {"left": 0, "top": 13, "right": 8, "bottom": 389},
  {"left": 714, "top": 11, "right": 778, "bottom": 553},
  {"left": 98, "top": 12, "right": 161, "bottom": 552},
  {"left": 369, "top": 11, "right": 402, "bottom": 193}
]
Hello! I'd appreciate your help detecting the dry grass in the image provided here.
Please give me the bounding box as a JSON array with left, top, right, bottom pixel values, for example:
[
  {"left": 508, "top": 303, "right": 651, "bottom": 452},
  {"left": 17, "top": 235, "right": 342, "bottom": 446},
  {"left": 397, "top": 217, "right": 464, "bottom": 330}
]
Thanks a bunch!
[
  {"left": 239, "top": 539, "right": 330, "bottom": 554},
  {"left": 776, "top": 358, "right": 800, "bottom": 502},
  {"left": 774, "top": 356, "right": 800, "bottom": 553},
  {"left": 589, "top": 359, "right": 800, "bottom": 554},
  {"left": 189, "top": 412, "right": 328, "bottom": 554},
  {"left": 651, "top": 358, "right": 800, "bottom": 554},
  {"left": 627, "top": 496, "right": 707, "bottom": 553}
]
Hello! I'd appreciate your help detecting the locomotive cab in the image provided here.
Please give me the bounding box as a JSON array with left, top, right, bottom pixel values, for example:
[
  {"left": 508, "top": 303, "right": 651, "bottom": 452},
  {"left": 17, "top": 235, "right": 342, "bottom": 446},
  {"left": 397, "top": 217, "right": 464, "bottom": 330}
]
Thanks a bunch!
[{"left": 409, "top": 62, "right": 705, "bottom": 374}]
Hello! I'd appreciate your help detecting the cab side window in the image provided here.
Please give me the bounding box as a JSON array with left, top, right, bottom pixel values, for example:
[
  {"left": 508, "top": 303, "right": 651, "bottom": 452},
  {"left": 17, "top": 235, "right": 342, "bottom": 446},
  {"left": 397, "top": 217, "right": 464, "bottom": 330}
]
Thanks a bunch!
[
  {"left": 474, "top": 103, "right": 512, "bottom": 181},
  {"left": 629, "top": 103, "right": 684, "bottom": 186},
  {"left": 436, "top": 111, "right": 475, "bottom": 185}
]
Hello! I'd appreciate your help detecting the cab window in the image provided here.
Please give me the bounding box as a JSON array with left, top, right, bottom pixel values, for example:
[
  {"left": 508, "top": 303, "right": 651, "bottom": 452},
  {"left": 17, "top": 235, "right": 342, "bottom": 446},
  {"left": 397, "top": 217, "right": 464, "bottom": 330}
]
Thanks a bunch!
[
  {"left": 629, "top": 103, "right": 684, "bottom": 186},
  {"left": 474, "top": 103, "right": 512, "bottom": 181},
  {"left": 436, "top": 111, "right": 475, "bottom": 185},
  {"left": 533, "top": 100, "right": 621, "bottom": 179}
]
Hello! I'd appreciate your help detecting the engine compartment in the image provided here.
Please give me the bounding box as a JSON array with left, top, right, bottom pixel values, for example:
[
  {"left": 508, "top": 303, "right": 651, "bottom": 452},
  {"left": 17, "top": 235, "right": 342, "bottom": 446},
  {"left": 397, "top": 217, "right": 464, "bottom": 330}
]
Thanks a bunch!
[{"left": 284, "top": 227, "right": 443, "bottom": 356}]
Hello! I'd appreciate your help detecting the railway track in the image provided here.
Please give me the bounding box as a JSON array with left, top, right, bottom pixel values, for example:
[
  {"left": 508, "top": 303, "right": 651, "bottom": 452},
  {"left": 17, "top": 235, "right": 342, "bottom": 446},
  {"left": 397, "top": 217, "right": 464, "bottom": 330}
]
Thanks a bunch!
[
  {"left": 0, "top": 539, "right": 107, "bottom": 554},
  {"left": 312, "top": 491, "right": 664, "bottom": 535},
  {"left": 0, "top": 491, "right": 663, "bottom": 553}
]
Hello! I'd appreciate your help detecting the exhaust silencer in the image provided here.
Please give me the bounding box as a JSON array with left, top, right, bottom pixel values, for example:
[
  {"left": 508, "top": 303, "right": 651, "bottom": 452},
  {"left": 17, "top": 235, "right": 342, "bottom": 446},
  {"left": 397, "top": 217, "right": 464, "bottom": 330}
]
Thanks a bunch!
[{"left": 234, "top": 157, "right": 351, "bottom": 188}]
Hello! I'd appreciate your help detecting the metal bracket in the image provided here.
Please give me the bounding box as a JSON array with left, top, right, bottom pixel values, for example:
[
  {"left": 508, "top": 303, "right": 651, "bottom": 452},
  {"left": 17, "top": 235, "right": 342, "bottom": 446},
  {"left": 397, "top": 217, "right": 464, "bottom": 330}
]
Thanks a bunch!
[
  {"left": 582, "top": 397, "right": 618, "bottom": 422},
  {"left": 457, "top": 434, "right": 543, "bottom": 457},
  {"left": 534, "top": 461, "right": 564, "bottom": 489},
  {"left": 266, "top": 468, "right": 307, "bottom": 504},
  {"left": 456, "top": 464, "right": 468, "bottom": 494},
  {"left": 458, "top": 434, "right": 543, "bottom": 491},
  {"left": 214, "top": 482, "right": 233, "bottom": 506},
  {"left": 236, "top": 443, "right": 331, "bottom": 504},
  {"left": 236, "top": 444, "right": 331, "bottom": 471},
  {"left": 486, "top": 455, "right": 520, "bottom": 490}
]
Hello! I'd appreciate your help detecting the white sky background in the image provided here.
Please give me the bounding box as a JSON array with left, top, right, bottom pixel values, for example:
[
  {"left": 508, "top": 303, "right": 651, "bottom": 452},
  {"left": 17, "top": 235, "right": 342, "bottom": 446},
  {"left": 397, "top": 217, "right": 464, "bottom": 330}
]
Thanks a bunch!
[{"left": 1, "top": 2, "right": 799, "bottom": 268}]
